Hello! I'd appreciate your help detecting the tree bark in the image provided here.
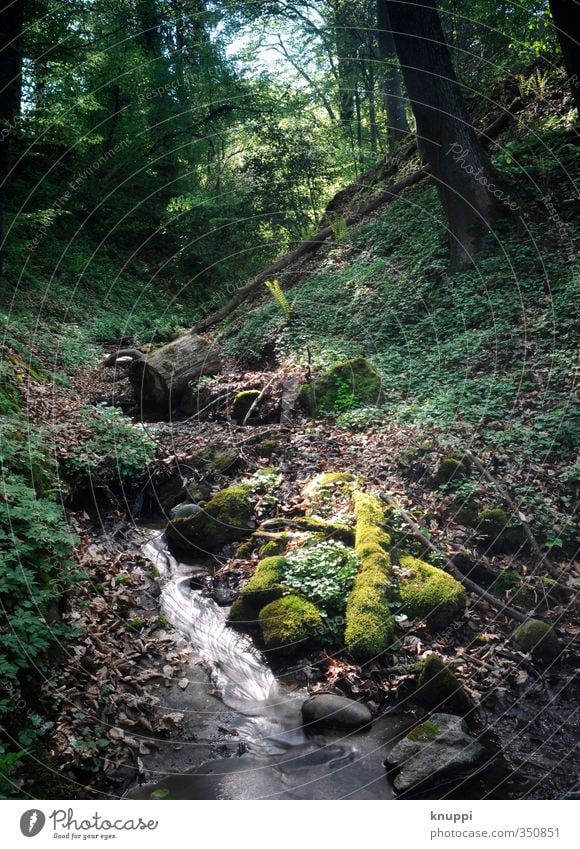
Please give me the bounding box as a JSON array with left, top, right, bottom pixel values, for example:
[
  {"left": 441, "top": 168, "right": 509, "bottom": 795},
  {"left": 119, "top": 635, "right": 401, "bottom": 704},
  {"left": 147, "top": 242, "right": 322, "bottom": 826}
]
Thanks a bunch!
[
  {"left": 128, "top": 334, "right": 221, "bottom": 409},
  {"left": 548, "top": 0, "right": 580, "bottom": 113},
  {"left": 0, "top": 0, "right": 24, "bottom": 278},
  {"left": 376, "top": 0, "right": 410, "bottom": 148},
  {"left": 386, "top": 0, "right": 507, "bottom": 269}
]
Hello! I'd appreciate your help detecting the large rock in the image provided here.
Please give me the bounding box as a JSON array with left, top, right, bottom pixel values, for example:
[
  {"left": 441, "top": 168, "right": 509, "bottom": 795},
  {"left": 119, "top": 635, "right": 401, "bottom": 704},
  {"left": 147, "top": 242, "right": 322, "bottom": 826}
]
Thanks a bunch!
[
  {"left": 301, "top": 694, "right": 372, "bottom": 730},
  {"left": 165, "top": 483, "right": 252, "bottom": 553},
  {"left": 385, "top": 713, "right": 484, "bottom": 793},
  {"left": 299, "top": 357, "right": 382, "bottom": 416},
  {"left": 512, "top": 619, "right": 560, "bottom": 663}
]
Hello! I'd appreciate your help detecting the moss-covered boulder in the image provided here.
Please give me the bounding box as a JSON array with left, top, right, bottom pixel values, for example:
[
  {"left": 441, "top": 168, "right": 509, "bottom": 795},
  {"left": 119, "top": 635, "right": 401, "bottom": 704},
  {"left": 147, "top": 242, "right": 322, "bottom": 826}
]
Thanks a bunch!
[
  {"left": 397, "top": 555, "right": 466, "bottom": 631},
  {"left": 256, "top": 439, "right": 280, "bottom": 458},
  {"left": 492, "top": 570, "right": 536, "bottom": 609},
  {"left": 188, "top": 444, "right": 239, "bottom": 475},
  {"left": 512, "top": 619, "right": 560, "bottom": 663},
  {"left": 259, "top": 595, "right": 322, "bottom": 653},
  {"left": 299, "top": 357, "right": 382, "bottom": 416},
  {"left": 232, "top": 389, "right": 261, "bottom": 423},
  {"left": 476, "top": 507, "right": 526, "bottom": 553},
  {"left": 166, "top": 483, "right": 252, "bottom": 553},
  {"left": 239, "top": 556, "right": 288, "bottom": 609},
  {"left": 414, "top": 655, "right": 471, "bottom": 714}
]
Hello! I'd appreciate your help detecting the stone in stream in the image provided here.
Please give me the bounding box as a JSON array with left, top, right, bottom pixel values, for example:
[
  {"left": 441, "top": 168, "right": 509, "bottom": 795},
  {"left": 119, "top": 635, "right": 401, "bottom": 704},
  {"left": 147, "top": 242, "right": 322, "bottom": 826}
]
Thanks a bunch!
[
  {"left": 385, "top": 713, "right": 485, "bottom": 793},
  {"left": 301, "top": 694, "right": 372, "bottom": 730}
]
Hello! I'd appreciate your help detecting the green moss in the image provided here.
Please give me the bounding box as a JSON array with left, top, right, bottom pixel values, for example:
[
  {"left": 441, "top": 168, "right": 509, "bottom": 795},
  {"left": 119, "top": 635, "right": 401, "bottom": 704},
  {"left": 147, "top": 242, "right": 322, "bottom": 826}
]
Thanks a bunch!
[
  {"left": 189, "top": 445, "right": 239, "bottom": 474},
  {"left": 398, "top": 555, "right": 466, "bottom": 631},
  {"left": 345, "top": 577, "right": 395, "bottom": 661},
  {"left": 300, "top": 357, "right": 382, "bottom": 416},
  {"left": 345, "top": 490, "right": 395, "bottom": 661},
  {"left": 232, "top": 389, "right": 261, "bottom": 423},
  {"left": 228, "top": 597, "right": 260, "bottom": 625},
  {"left": 406, "top": 719, "right": 442, "bottom": 742},
  {"left": 259, "top": 595, "right": 322, "bottom": 653},
  {"left": 256, "top": 439, "right": 280, "bottom": 457},
  {"left": 166, "top": 483, "right": 252, "bottom": 553},
  {"left": 415, "top": 655, "right": 471, "bottom": 714},
  {"left": 236, "top": 538, "right": 256, "bottom": 558},
  {"left": 289, "top": 516, "right": 355, "bottom": 545},
  {"left": 512, "top": 619, "right": 560, "bottom": 663},
  {"left": 240, "top": 556, "right": 288, "bottom": 609},
  {"left": 477, "top": 507, "right": 526, "bottom": 552},
  {"left": 259, "top": 538, "right": 287, "bottom": 557},
  {"left": 492, "top": 569, "right": 536, "bottom": 608},
  {"left": 435, "top": 457, "right": 469, "bottom": 485}
]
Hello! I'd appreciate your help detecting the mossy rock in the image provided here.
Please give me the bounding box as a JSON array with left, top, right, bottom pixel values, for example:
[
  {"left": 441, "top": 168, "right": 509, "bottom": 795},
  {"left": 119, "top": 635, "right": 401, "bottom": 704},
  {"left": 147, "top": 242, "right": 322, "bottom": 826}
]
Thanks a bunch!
[
  {"left": 236, "top": 538, "right": 256, "bottom": 558},
  {"left": 256, "top": 439, "right": 280, "bottom": 458},
  {"left": 512, "top": 619, "right": 560, "bottom": 663},
  {"left": 187, "top": 444, "right": 239, "bottom": 475},
  {"left": 435, "top": 456, "right": 470, "bottom": 485},
  {"left": 239, "top": 556, "right": 288, "bottom": 609},
  {"left": 345, "top": 573, "right": 395, "bottom": 661},
  {"left": 476, "top": 507, "right": 526, "bottom": 553},
  {"left": 290, "top": 516, "right": 355, "bottom": 545},
  {"left": 415, "top": 655, "right": 471, "bottom": 714},
  {"left": 259, "top": 595, "right": 322, "bottom": 653},
  {"left": 259, "top": 538, "right": 287, "bottom": 557},
  {"left": 228, "top": 597, "right": 260, "bottom": 625},
  {"left": 398, "top": 555, "right": 466, "bottom": 631},
  {"left": 232, "top": 389, "right": 261, "bottom": 423},
  {"left": 299, "top": 357, "right": 382, "bottom": 416},
  {"left": 166, "top": 483, "right": 252, "bottom": 553}
]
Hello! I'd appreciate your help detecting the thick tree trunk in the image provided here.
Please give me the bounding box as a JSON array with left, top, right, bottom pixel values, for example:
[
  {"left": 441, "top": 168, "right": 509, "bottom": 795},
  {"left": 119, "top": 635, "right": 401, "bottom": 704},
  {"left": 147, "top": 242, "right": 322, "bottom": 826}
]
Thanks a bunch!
[
  {"left": 0, "top": 0, "right": 24, "bottom": 278},
  {"left": 128, "top": 333, "right": 221, "bottom": 409},
  {"left": 549, "top": 0, "right": 580, "bottom": 113},
  {"left": 376, "top": 1, "right": 410, "bottom": 148},
  {"left": 387, "top": 0, "right": 506, "bottom": 269}
]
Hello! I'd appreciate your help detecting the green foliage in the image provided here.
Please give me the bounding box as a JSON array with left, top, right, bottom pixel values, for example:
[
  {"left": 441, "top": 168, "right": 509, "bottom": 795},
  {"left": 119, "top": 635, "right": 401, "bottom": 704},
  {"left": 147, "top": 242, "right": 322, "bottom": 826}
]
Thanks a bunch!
[
  {"left": 60, "top": 404, "right": 156, "bottom": 486},
  {"left": 284, "top": 540, "right": 358, "bottom": 613},
  {"left": 0, "top": 415, "right": 79, "bottom": 794},
  {"left": 300, "top": 357, "right": 382, "bottom": 416}
]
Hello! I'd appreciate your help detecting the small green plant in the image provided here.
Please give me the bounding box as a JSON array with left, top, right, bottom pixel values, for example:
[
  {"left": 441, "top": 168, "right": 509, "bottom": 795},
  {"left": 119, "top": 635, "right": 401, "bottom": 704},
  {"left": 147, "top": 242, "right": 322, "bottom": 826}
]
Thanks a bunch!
[
  {"left": 283, "top": 539, "right": 358, "bottom": 612},
  {"left": 264, "top": 279, "right": 292, "bottom": 319}
]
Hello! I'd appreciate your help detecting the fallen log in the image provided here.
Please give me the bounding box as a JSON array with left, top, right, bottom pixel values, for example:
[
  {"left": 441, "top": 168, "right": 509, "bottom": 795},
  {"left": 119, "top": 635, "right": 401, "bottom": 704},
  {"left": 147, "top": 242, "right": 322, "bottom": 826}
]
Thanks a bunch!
[
  {"left": 128, "top": 333, "right": 221, "bottom": 410},
  {"left": 102, "top": 347, "right": 144, "bottom": 368}
]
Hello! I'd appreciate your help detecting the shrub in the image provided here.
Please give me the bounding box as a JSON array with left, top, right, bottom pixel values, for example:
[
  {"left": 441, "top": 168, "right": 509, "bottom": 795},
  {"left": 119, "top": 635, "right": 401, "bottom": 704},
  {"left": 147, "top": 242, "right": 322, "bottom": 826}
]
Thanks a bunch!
[{"left": 284, "top": 539, "right": 358, "bottom": 612}]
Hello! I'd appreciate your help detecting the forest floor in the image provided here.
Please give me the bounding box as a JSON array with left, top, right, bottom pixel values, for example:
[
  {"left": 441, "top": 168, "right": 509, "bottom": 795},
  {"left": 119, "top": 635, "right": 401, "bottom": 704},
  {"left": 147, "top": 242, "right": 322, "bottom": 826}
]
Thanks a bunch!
[{"left": 13, "top": 350, "right": 579, "bottom": 801}]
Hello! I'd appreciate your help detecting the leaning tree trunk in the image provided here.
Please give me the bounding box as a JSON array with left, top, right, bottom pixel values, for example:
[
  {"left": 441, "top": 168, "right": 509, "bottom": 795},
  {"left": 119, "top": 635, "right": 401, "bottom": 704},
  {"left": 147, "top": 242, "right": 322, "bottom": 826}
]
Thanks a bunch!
[
  {"left": 387, "top": 0, "right": 506, "bottom": 269},
  {"left": 548, "top": 0, "right": 580, "bottom": 114},
  {"left": 128, "top": 333, "right": 221, "bottom": 410}
]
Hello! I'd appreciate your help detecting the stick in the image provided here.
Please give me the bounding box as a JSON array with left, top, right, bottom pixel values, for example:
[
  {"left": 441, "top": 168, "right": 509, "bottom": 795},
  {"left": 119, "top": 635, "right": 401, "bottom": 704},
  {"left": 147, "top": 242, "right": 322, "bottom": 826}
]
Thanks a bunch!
[
  {"left": 392, "top": 505, "right": 529, "bottom": 624},
  {"left": 241, "top": 375, "right": 276, "bottom": 426}
]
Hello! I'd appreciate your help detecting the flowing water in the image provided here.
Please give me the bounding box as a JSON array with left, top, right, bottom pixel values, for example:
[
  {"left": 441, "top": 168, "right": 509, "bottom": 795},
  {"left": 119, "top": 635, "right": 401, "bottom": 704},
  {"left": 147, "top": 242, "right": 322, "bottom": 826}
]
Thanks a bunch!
[{"left": 130, "top": 529, "right": 406, "bottom": 800}]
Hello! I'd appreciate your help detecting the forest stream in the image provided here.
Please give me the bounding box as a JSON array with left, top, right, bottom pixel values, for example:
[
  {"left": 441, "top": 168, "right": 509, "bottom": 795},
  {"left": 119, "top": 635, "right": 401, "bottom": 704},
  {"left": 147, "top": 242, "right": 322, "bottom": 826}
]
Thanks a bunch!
[{"left": 128, "top": 527, "right": 404, "bottom": 800}]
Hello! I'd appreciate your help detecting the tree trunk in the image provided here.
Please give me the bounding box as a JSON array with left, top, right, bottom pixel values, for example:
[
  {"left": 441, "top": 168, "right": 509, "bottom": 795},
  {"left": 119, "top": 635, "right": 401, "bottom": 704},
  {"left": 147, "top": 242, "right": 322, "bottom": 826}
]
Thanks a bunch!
[
  {"left": 0, "top": 0, "right": 24, "bottom": 278},
  {"left": 549, "top": 0, "right": 580, "bottom": 113},
  {"left": 386, "top": 0, "right": 506, "bottom": 269},
  {"left": 376, "top": 0, "right": 410, "bottom": 148},
  {"left": 128, "top": 334, "right": 221, "bottom": 410}
]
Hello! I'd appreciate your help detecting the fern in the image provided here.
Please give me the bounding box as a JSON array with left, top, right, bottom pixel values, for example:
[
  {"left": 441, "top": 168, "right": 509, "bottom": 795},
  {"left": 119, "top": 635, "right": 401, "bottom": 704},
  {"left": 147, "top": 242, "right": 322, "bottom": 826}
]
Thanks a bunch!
[
  {"left": 264, "top": 279, "right": 291, "bottom": 319},
  {"left": 330, "top": 215, "right": 348, "bottom": 241}
]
